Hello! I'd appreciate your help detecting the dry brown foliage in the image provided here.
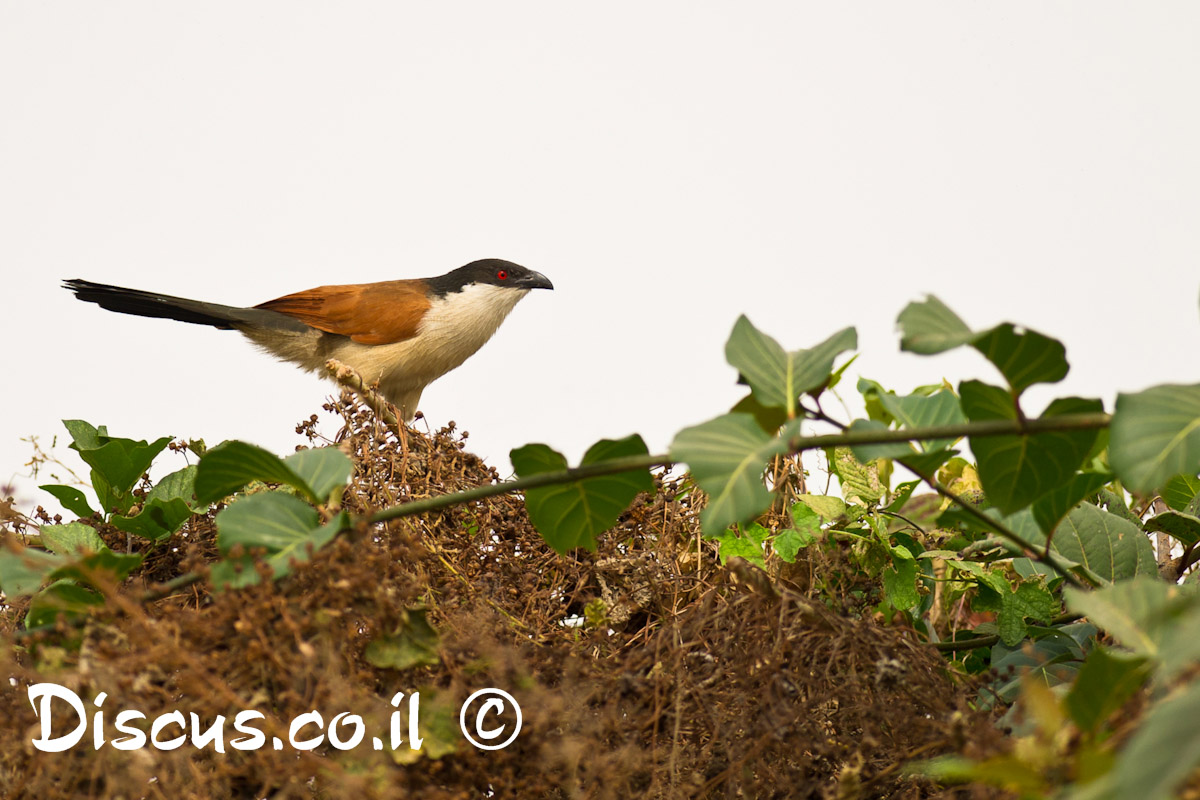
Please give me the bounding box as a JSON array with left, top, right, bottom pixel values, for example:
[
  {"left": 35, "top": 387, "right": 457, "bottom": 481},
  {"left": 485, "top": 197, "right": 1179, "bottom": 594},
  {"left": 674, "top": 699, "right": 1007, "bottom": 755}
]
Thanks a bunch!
[{"left": 0, "top": 397, "right": 1006, "bottom": 799}]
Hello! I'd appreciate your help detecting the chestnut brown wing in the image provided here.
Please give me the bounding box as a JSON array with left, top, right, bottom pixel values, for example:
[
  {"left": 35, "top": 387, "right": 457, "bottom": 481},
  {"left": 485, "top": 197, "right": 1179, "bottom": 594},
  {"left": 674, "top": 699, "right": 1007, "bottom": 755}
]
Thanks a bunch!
[{"left": 255, "top": 280, "right": 432, "bottom": 345}]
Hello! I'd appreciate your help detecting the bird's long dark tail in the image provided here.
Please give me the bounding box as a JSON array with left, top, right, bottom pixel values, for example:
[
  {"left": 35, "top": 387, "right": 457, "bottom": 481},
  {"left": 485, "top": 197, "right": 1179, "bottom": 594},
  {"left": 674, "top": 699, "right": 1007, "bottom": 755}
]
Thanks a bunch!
[{"left": 63, "top": 279, "right": 310, "bottom": 332}]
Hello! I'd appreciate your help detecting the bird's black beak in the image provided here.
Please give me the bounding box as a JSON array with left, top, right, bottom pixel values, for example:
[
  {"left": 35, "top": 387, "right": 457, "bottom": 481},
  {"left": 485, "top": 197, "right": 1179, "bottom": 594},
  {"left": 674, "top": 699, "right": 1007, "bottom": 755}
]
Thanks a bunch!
[{"left": 520, "top": 271, "right": 554, "bottom": 290}]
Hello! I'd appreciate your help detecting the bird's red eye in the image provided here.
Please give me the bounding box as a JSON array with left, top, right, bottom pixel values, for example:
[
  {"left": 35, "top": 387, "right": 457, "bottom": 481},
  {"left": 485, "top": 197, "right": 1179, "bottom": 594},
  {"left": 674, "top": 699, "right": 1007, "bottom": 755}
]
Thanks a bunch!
[{"left": 497, "top": 270, "right": 508, "bottom": 280}]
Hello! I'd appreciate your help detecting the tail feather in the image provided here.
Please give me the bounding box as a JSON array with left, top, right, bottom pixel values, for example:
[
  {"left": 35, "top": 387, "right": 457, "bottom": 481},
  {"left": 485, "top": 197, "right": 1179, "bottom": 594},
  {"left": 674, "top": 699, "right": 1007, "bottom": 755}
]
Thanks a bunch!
[{"left": 63, "top": 279, "right": 311, "bottom": 332}]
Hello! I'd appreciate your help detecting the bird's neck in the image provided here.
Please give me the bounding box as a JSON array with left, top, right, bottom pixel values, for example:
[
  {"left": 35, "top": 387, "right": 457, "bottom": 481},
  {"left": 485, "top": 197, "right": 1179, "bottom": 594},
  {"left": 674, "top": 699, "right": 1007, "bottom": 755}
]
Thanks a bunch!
[{"left": 418, "top": 283, "right": 529, "bottom": 346}]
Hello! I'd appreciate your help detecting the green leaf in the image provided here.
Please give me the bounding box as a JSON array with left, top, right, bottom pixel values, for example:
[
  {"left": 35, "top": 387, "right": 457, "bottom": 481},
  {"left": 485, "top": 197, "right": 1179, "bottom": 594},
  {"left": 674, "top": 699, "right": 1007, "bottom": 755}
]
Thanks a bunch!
[
  {"left": 797, "top": 494, "right": 847, "bottom": 521},
  {"left": 948, "top": 558, "right": 1011, "bottom": 598},
  {"left": 729, "top": 392, "right": 788, "bottom": 434},
  {"left": 789, "top": 326, "right": 858, "bottom": 397},
  {"left": 847, "top": 419, "right": 915, "bottom": 462},
  {"left": 725, "top": 316, "right": 793, "bottom": 414},
  {"left": 1162, "top": 473, "right": 1200, "bottom": 511},
  {"left": 212, "top": 494, "right": 345, "bottom": 587},
  {"left": 62, "top": 420, "right": 171, "bottom": 499},
  {"left": 216, "top": 492, "right": 320, "bottom": 552},
  {"left": 111, "top": 467, "right": 203, "bottom": 540},
  {"left": 1108, "top": 680, "right": 1200, "bottom": 800},
  {"left": 1158, "top": 600, "right": 1200, "bottom": 682},
  {"left": 897, "top": 296, "right": 975, "bottom": 355},
  {"left": 50, "top": 550, "right": 144, "bottom": 586},
  {"left": 1065, "top": 648, "right": 1150, "bottom": 734},
  {"left": 512, "top": 435, "right": 654, "bottom": 553},
  {"left": 774, "top": 503, "right": 820, "bottom": 562},
  {"left": 61, "top": 419, "right": 107, "bottom": 450},
  {"left": 708, "top": 523, "right": 769, "bottom": 568},
  {"left": 284, "top": 448, "right": 353, "bottom": 502},
  {"left": 195, "top": 441, "right": 316, "bottom": 504},
  {"left": 882, "top": 547, "right": 919, "bottom": 610},
  {"left": 670, "top": 415, "right": 793, "bottom": 535},
  {"left": 970, "top": 324, "right": 1069, "bottom": 394},
  {"left": 1143, "top": 510, "right": 1200, "bottom": 546},
  {"left": 961, "top": 381, "right": 1102, "bottom": 514},
  {"left": 365, "top": 606, "right": 441, "bottom": 671},
  {"left": 1110, "top": 383, "right": 1200, "bottom": 493},
  {"left": 25, "top": 580, "right": 103, "bottom": 629},
  {"left": 724, "top": 316, "right": 856, "bottom": 415},
  {"left": 38, "top": 485, "right": 96, "bottom": 518},
  {"left": 1064, "top": 578, "right": 1194, "bottom": 659},
  {"left": 997, "top": 582, "right": 1056, "bottom": 647},
  {"left": 208, "top": 556, "right": 260, "bottom": 591},
  {"left": 1052, "top": 503, "right": 1156, "bottom": 583},
  {"left": 773, "top": 528, "right": 813, "bottom": 563},
  {"left": 831, "top": 447, "right": 884, "bottom": 504},
  {"left": 39, "top": 522, "right": 106, "bottom": 556},
  {"left": 916, "top": 754, "right": 1047, "bottom": 794},
  {"left": 879, "top": 389, "right": 966, "bottom": 452},
  {"left": 1030, "top": 472, "right": 1112, "bottom": 536},
  {"left": 897, "top": 299, "right": 1069, "bottom": 393},
  {"left": 111, "top": 499, "right": 196, "bottom": 541},
  {"left": 0, "top": 547, "right": 64, "bottom": 597},
  {"left": 145, "top": 464, "right": 204, "bottom": 509}
]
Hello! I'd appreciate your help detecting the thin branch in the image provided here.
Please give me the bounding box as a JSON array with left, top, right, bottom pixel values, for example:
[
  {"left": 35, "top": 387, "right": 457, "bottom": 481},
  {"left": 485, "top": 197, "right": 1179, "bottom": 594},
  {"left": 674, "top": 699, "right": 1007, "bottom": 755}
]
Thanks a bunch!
[{"left": 931, "top": 613, "right": 1083, "bottom": 652}]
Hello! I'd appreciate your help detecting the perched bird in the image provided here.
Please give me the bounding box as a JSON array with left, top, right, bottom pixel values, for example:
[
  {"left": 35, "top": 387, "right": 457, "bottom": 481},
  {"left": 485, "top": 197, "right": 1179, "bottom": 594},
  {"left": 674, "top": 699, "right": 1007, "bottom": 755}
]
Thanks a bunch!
[{"left": 65, "top": 259, "right": 553, "bottom": 420}]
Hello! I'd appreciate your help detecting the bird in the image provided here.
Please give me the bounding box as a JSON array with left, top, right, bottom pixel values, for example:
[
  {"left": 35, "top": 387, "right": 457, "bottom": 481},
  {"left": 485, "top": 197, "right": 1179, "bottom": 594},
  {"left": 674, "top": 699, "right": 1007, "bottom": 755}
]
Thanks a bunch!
[{"left": 64, "top": 258, "right": 553, "bottom": 421}]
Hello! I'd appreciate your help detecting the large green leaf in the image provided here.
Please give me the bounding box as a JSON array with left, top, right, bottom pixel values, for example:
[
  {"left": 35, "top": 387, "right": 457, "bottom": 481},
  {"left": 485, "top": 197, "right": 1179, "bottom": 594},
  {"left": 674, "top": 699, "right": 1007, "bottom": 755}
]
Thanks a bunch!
[
  {"left": 37, "top": 485, "right": 96, "bottom": 518},
  {"left": 996, "top": 582, "right": 1056, "bottom": 647},
  {"left": 1050, "top": 503, "right": 1156, "bottom": 583},
  {"left": 511, "top": 434, "right": 654, "bottom": 554},
  {"left": 724, "top": 316, "right": 856, "bottom": 415},
  {"left": 896, "top": 296, "right": 975, "bottom": 354},
  {"left": 882, "top": 547, "right": 919, "bottom": 611},
  {"left": 1064, "top": 578, "right": 1194, "bottom": 659},
  {"left": 39, "top": 522, "right": 106, "bottom": 555},
  {"left": 111, "top": 498, "right": 196, "bottom": 541},
  {"left": 970, "top": 324, "right": 1069, "bottom": 394},
  {"left": 212, "top": 494, "right": 345, "bottom": 587},
  {"left": 1064, "top": 647, "right": 1150, "bottom": 734},
  {"left": 49, "top": 550, "right": 144, "bottom": 586},
  {"left": 831, "top": 446, "right": 885, "bottom": 504},
  {"left": 0, "top": 547, "right": 64, "bottom": 597},
  {"left": 729, "top": 392, "right": 788, "bottom": 433},
  {"left": 1143, "top": 510, "right": 1200, "bottom": 546},
  {"left": 789, "top": 326, "right": 857, "bottom": 397},
  {"left": 110, "top": 464, "right": 205, "bottom": 540},
  {"left": 879, "top": 388, "right": 965, "bottom": 452},
  {"left": 670, "top": 414, "right": 795, "bottom": 535},
  {"left": 1158, "top": 600, "right": 1200, "bottom": 682},
  {"left": 848, "top": 387, "right": 966, "bottom": 466},
  {"left": 774, "top": 503, "right": 820, "bottom": 563},
  {"left": 1107, "top": 680, "right": 1200, "bottom": 800},
  {"left": 1030, "top": 472, "right": 1112, "bottom": 536},
  {"left": 960, "top": 381, "right": 1101, "bottom": 514},
  {"left": 1110, "top": 384, "right": 1200, "bottom": 493},
  {"left": 706, "top": 522, "right": 769, "bottom": 568},
  {"left": 1162, "top": 473, "right": 1200, "bottom": 511},
  {"left": 284, "top": 448, "right": 353, "bottom": 502},
  {"left": 195, "top": 441, "right": 316, "bottom": 504},
  {"left": 897, "top": 298, "right": 1069, "bottom": 393},
  {"left": 25, "top": 580, "right": 104, "bottom": 629},
  {"left": 62, "top": 419, "right": 171, "bottom": 501}
]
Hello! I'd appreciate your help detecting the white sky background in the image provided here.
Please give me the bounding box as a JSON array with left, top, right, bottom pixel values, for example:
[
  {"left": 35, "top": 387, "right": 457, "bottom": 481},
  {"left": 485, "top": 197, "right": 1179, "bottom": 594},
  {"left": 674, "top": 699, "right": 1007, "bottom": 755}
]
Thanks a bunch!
[{"left": 2, "top": 3, "right": 1198, "bottom": 511}]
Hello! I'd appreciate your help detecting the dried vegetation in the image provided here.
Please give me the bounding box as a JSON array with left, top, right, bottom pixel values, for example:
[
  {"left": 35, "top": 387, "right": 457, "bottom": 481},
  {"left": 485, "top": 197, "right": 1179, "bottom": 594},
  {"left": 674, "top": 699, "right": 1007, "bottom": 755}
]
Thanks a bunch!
[{"left": 0, "top": 397, "right": 1006, "bottom": 799}]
